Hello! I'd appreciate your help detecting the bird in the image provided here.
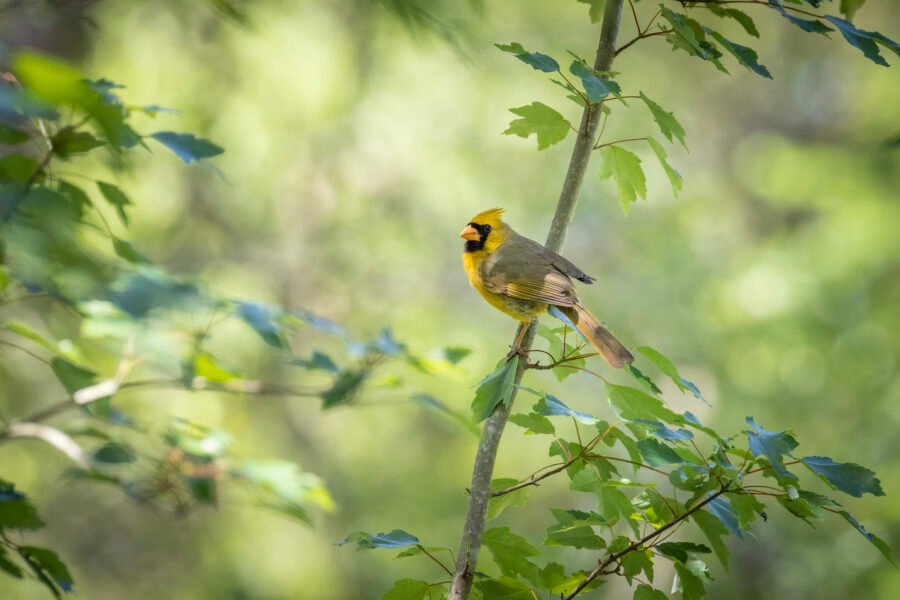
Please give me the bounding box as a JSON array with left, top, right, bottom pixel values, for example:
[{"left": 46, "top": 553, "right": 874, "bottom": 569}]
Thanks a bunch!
[{"left": 460, "top": 207, "right": 633, "bottom": 368}]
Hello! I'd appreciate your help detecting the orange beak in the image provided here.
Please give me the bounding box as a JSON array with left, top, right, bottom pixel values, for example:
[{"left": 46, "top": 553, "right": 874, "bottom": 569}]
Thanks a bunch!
[{"left": 460, "top": 224, "right": 481, "bottom": 241}]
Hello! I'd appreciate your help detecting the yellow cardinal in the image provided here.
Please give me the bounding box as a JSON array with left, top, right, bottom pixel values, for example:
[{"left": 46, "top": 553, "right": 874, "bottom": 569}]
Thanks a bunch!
[{"left": 460, "top": 208, "right": 633, "bottom": 368}]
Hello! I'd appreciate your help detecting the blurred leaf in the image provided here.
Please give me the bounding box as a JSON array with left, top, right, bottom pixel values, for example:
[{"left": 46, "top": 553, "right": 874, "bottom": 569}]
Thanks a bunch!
[
  {"left": 837, "top": 511, "right": 895, "bottom": 565},
  {"left": 13, "top": 52, "right": 88, "bottom": 106},
  {"left": 96, "top": 181, "right": 131, "bottom": 226},
  {"left": 0, "top": 124, "right": 29, "bottom": 144},
  {"left": 0, "top": 548, "right": 24, "bottom": 578},
  {"left": 607, "top": 384, "right": 680, "bottom": 424},
  {"left": 483, "top": 526, "right": 540, "bottom": 584},
  {"left": 636, "top": 438, "right": 685, "bottom": 466},
  {"left": 50, "top": 357, "right": 97, "bottom": 395},
  {"left": 503, "top": 102, "right": 571, "bottom": 150},
  {"left": 707, "top": 30, "right": 772, "bottom": 78},
  {"left": 321, "top": 369, "right": 368, "bottom": 409},
  {"left": 598, "top": 145, "right": 646, "bottom": 215},
  {"left": 639, "top": 93, "right": 686, "bottom": 147},
  {"left": 3, "top": 319, "right": 59, "bottom": 355},
  {"left": 338, "top": 529, "right": 420, "bottom": 550},
  {"left": 570, "top": 60, "right": 620, "bottom": 103},
  {"left": 289, "top": 351, "right": 339, "bottom": 372},
  {"left": 474, "top": 578, "right": 535, "bottom": 599},
  {"left": 471, "top": 357, "right": 518, "bottom": 422},
  {"left": 236, "top": 301, "right": 286, "bottom": 348},
  {"left": 509, "top": 412, "right": 555, "bottom": 435},
  {"left": 0, "top": 154, "right": 39, "bottom": 184},
  {"left": 111, "top": 237, "right": 147, "bottom": 264},
  {"left": 634, "top": 584, "right": 667, "bottom": 600},
  {"left": 92, "top": 442, "right": 135, "bottom": 465},
  {"left": 800, "top": 456, "right": 884, "bottom": 497},
  {"left": 149, "top": 131, "right": 224, "bottom": 164},
  {"left": 187, "top": 477, "right": 217, "bottom": 506},
  {"left": 0, "top": 480, "right": 44, "bottom": 530},
  {"left": 19, "top": 546, "right": 74, "bottom": 596},
  {"left": 233, "top": 459, "right": 334, "bottom": 520},
  {"left": 487, "top": 478, "right": 530, "bottom": 520},
  {"left": 745, "top": 417, "right": 798, "bottom": 483},
  {"left": 112, "top": 268, "right": 204, "bottom": 317},
  {"left": 534, "top": 393, "right": 596, "bottom": 424},
  {"left": 51, "top": 126, "right": 104, "bottom": 159},
  {"left": 577, "top": 0, "right": 606, "bottom": 23},
  {"left": 840, "top": 0, "right": 866, "bottom": 20},
  {"left": 411, "top": 393, "right": 479, "bottom": 435},
  {"left": 381, "top": 579, "right": 429, "bottom": 600},
  {"left": 57, "top": 181, "right": 92, "bottom": 213},
  {"left": 293, "top": 310, "right": 347, "bottom": 337},
  {"left": 166, "top": 418, "right": 232, "bottom": 458},
  {"left": 646, "top": 137, "right": 683, "bottom": 197}
]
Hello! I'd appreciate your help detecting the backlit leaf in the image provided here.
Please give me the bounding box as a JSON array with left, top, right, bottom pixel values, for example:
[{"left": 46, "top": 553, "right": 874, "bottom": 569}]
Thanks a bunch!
[
  {"left": 96, "top": 181, "right": 131, "bottom": 226},
  {"left": 381, "top": 579, "right": 429, "bottom": 600},
  {"left": 637, "top": 438, "right": 685, "bottom": 466},
  {"left": 645, "top": 137, "right": 683, "bottom": 197},
  {"left": 598, "top": 145, "right": 646, "bottom": 215},
  {"left": 638, "top": 93, "right": 686, "bottom": 147},
  {"left": 483, "top": 526, "right": 540, "bottom": 585},
  {"left": 487, "top": 478, "right": 530, "bottom": 520},
  {"left": 607, "top": 384, "right": 680, "bottom": 424},
  {"left": 503, "top": 102, "right": 571, "bottom": 150}
]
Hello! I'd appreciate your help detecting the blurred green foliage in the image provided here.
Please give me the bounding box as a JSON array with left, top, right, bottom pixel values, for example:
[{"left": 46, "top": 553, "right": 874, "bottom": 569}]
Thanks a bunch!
[{"left": 0, "top": 0, "right": 898, "bottom": 598}]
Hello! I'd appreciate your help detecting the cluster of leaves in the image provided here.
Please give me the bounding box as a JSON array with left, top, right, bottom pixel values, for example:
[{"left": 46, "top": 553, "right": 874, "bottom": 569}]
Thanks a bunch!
[
  {"left": 0, "top": 50, "right": 472, "bottom": 596},
  {"left": 343, "top": 333, "right": 892, "bottom": 599},
  {"left": 498, "top": 0, "right": 897, "bottom": 215},
  {"left": 0, "top": 480, "right": 74, "bottom": 598}
]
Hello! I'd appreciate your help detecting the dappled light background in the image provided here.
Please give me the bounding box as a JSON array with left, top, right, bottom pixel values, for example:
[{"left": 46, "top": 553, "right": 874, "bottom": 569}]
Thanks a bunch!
[{"left": 1, "top": 1, "right": 899, "bottom": 598}]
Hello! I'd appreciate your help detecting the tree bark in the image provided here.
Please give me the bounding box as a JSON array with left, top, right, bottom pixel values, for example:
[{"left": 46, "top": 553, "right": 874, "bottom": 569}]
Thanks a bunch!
[{"left": 447, "top": 2, "right": 626, "bottom": 598}]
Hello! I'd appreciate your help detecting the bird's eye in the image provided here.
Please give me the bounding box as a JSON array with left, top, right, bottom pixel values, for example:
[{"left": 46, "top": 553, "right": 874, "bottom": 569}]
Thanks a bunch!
[{"left": 483, "top": 224, "right": 492, "bottom": 234}]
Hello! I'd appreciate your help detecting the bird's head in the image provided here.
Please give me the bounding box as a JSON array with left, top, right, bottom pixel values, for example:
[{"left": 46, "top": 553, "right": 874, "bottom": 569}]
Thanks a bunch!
[{"left": 460, "top": 208, "right": 507, "bottom": 253}]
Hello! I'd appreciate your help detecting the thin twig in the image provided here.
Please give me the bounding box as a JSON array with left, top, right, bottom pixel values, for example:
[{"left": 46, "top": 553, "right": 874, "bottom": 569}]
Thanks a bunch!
[{"left": 417, "top": 544, "right": 454, "bottom": 577}]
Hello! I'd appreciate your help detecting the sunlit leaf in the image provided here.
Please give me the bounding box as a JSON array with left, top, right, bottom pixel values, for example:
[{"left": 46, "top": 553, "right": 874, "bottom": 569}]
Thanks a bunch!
[
  {"left": 503, "top": 102, "right": 571, "bottom": 150},
  {"left": 637, "top": 438, "right": 685, "bottom": 466},
  {"left": 577, "top": 0, "right": 606, "bottom": 23},
  {"left": 598, "top": 145, "right": 646, "bottom": 215},
  {"left": 607, "top": 384, "right": 680, "bottom": 424},
  {"left": 509, "top": 412, "right": 555, "bottom": 435},
  {"left": 474, "top": 578, "right": 535, "bottom": 600},
  {"left": 381, "top": 579, "right": 429, "bottom": 600}
]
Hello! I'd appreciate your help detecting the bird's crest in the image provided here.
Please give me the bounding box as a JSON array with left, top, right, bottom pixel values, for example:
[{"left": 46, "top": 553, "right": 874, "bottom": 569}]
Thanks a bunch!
[{"left": 469, "top": 207, "right": 505, "bottom": 227}]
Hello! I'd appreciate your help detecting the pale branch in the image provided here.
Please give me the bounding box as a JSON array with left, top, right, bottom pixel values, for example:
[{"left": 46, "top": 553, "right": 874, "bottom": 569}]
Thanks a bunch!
[
  {"left": 447, "top": 3, "right": 626, "bottom": 598},
  {"left": 563, "top": 485, "right": 731, "bottom": 600}
]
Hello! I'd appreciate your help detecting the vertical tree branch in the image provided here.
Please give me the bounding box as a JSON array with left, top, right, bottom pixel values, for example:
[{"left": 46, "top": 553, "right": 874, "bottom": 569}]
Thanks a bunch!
[{"left": 448, "top": 2, "right": 625, "bottom": 598}]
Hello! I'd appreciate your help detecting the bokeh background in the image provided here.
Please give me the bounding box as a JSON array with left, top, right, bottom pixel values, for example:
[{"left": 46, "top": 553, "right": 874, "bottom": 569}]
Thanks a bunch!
[{"left": 1, "top": 0, "right": 899, "bottom": 598}]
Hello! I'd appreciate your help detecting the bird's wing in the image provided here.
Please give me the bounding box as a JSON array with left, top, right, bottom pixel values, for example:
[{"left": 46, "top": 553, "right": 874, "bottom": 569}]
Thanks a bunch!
[{"left": 479, "top": 234, "right": 577, "bottom": 306}]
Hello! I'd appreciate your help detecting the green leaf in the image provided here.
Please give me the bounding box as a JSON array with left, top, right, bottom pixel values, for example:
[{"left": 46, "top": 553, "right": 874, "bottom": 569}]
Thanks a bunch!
[
  {"left": 0, "top": 480, "right": 45, "bottom": 530},
  {"left": 645, "top": 137, "right": 683, "bottom": 197},
  {"left": 166, "top": 419, "right": 232, "bottom": 458},
  {"left": 321, "top": 369, "right": 368, "bottom": 409},
  {"left": 692, "top": 508, "right": 730, "bottom": 567},
  {"left": 824, "top": 16, "right": 899, "bottom": 67},
  {"left": 0, "top": 124, "right": 30, "bottom": 145},
  {"left": 149, "top": 131, "right": 224, "bottom": 164},
  {"left": 483, "top": 526, "right": 540, "bottom": 585},
  {"left": 232, "top": 459, "right": 334, "bottom": 518},
  {"left": 705, "top": 494, "right": 742, "bottom": 538},
  {"left": 13, "top": 51, "right": 87, "bottom": 106},
  {"left": 3, "top": 320, "right": 60, "bottom": 355},
  {"left": 503, "top": 102, "right": 571, "bottom": 150},
  {"left": 570, "top": 60, "right": 620, "bottom": 103},
  {"left": 672, "top": 559, "right": 707, "bottom": 600},
  {"left": 471, "top": 357, "right": 519, "bottom": 422},
  {"left": 660, "top": 8, "right": 729, "bottom": 72},
  {"left": 745, "top": 417, "right": 799, "bottom": 483},
  {"left": 598, "top": 146, "right": 646, "bottom": 215},
  {"left": 569, "top": 468, "right": 639, "bottom": 535},
  {"left": 607, "top": 384, "right": 680, "bottom": 424},
  {"left": 96, "top": 181, "right": 131, "bottom": 226},
  {"left": 801, "top": 456, "right": 885, "bottom": 497},
  {"left": 771, "top": 4, "right": 833, "bottom": 34},
  {"left": 19, "top": 546, "right": 74, "bottom": 595},
  {"left": 622, "top": 549, "right": 654, "bottom": 584},
  {"left": 540, "top": 562, "right": 595, "bottom": 595},
  {"left": 112, "top": 237, "right": 147, "bottom": 264},
  {"left": 602, "top": 424, "right": 643, "bottom": 473},
  {"left": 636, "top": 346, "right": 690, "bottom": 393},
  {"left": 639, "top": 93, "right": 686, "bottom": 147},
  {"left": 93, "top": 441, "right": 135, "bottom": 464},
  {"left": 707, "top": 30, "right": 772, "bottom": 78},
  {"left": 50, "top": 126, "right": 104, "bottom": 158},
  {"left": 0, "top": 547, "right": 24, "bottom": 578},
  {"left": 655, "top": 542, "right": 711, "bottom": 563},
  {"left": 838, "top": 511, "right": 895, "bottom": 565},
  {"left": 577, "top": 0, "right": 606, "bottom": 23},
  {"left": 487, "top": 478, "right": 530, "bottom": 520},
  {"left": 193, "top": 352, "right": 239, "bottom": 382},
  {"left": 50, "top": 357, "right": 97, "bottom": 395},
  {"left": 707, "top": 6, "right": 759, "bottom": 38},
  {"left": 534, "top": 393, "right": 595, "bottom": 424},
  {"left": 634, "top": 584, "right": 667, "bottom": 600},
  {"left": 637, "top": 438, "right": 685, "bottom": 466},
  {"left": 516, "top": 52, "right": 560, "bottom": 72},
  {"left": 381, "top": 579, "right": 429, "bottom": 600},
  {"left": 626, "top": 364, "right": 662, "bottom": 394},
  {"left": 545, "top": 508, "right": 606, "bottom": 549},
  {"left": 508, "top": 412, "right": 555, "bottom": 435},
  {"left": 840, "top": 0, "right": 866, "bottom": 20},
  {"left": 236, "top": 301, "right": 286, "bottom": 348},
  {"left": 474, "top": 578, "right": 535, "bottom": 600},
  {"left": 411, "top": 393, "right": 480, "bottom": 436}
]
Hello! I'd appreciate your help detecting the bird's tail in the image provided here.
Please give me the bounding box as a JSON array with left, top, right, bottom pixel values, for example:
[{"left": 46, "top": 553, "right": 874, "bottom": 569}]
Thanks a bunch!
[{"left": 558, "top": 304, "right": 634, "bottom": 368}]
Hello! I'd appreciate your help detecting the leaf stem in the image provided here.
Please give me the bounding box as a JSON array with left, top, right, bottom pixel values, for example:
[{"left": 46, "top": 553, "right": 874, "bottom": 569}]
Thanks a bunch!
[{"left": 593, "top": 136, "right": 649, "bottom": 150}]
